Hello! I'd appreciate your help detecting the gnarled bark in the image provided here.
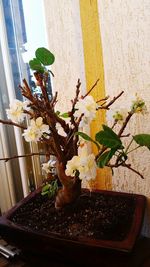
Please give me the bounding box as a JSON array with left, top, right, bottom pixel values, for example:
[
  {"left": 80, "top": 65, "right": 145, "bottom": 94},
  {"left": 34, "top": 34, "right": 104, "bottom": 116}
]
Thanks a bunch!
[{"left": 55, "top": 162, "right": 81, "bottom": 209}]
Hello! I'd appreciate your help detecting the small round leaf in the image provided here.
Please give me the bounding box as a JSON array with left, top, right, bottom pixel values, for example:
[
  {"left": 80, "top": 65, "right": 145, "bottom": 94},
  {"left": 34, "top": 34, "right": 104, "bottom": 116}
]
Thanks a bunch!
[
  {"left": 35, "top": 47, "right": 55, "bottom": 66},
  {"left": 29, "top": 58, "right": 44, "bottom": 73}
]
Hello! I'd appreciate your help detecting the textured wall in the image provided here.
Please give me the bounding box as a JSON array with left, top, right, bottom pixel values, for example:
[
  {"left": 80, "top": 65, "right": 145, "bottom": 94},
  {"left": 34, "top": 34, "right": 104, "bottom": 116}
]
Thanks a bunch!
[
  {"left": 98, "top": 0, "right": 150, "bottom": 235},
  {"left": 43, "top": 0, "right": 86, "bottom": 112},
  {"left": 43, "top": 0, "right": 150, "bottom": 236}
]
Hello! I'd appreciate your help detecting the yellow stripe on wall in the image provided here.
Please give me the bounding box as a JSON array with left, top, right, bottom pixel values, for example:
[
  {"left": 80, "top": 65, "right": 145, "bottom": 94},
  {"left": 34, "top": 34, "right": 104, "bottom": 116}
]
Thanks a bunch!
[{"left": 79, "top": 0, "right": 112, "bottom": 189}]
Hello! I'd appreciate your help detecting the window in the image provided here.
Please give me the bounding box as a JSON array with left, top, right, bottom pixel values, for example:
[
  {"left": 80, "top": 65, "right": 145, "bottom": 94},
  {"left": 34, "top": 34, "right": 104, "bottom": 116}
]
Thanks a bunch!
[{"left": 0, "top": 0, "right": 49, "bottom": 212}]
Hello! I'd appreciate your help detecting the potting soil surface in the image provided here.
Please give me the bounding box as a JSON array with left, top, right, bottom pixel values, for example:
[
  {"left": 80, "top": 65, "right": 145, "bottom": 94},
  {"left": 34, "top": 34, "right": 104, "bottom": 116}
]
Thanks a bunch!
[{"left": 10, "top": 191, "right": 136, "bottom": 241}]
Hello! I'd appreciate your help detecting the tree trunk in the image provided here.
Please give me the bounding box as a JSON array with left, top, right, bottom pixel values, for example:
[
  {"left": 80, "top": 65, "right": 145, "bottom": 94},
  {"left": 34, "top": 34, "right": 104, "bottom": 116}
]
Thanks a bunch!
[{"left": 55, "top": 162, "right": 81, "bottom": 209}]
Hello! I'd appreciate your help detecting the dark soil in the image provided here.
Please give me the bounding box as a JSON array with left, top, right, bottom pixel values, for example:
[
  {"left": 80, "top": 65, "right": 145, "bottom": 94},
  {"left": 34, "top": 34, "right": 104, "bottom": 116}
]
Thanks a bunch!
[{"left": 10, "top": 190, "right": 136, "bottom": 242}]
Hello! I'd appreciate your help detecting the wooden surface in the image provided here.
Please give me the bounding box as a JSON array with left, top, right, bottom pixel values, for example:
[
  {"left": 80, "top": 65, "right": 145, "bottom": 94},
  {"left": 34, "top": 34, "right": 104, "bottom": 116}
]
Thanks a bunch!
[{"left": 0, "top": 237, "right": 150, "bottom": 267}]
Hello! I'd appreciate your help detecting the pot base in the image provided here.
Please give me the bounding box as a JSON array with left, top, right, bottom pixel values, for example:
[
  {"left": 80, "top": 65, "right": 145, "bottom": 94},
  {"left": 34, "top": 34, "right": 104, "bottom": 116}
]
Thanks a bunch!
[{"left": 0, "top": 189, "right": 146, "bottom": 263}]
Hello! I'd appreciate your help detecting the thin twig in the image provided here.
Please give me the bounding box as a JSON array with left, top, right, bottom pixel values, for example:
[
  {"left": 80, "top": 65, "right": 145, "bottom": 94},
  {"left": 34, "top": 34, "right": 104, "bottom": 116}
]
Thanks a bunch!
[
  {"left": 127, "top": 145, "right": 141, "bottom": 154},
  {"left": 122, "top": 163, "right": 144, "bottom": 179},
  {"left": 34, "top": 72, "right": 50, "bottom": 107},
  {"left": 49, "top": 70, "right": 55, "bottom": 77},
  {"left": 71, "top": 79, "right": 81, "bottom": 111},
  {"left": 82, "top": 79, "right": 100, "bottom": 99},
  {"left": 118, "top": 112, "right": 133, "bottom": 137},
  {"left": 99, "top": 101, "right": 107, "bottom": 107},
  {"left": 98, "top": 91, "right": 124, "bottom": 110},
  {"left": 107, "top": 162, "right": 144, "bottom": 179},
  {"left": 0, "top": 119, "right": 26, "bottom": 129},
  {"left": 96, "top": 96, "right": 109, "bottom": 103},
  {"left": 70, "top": 79, "right": 81, "bottom": 127},
  {"left": 124, "top": 138, "right": 134, "bottom": 154},
  {"left": 111, "top": 120, "right": 118, "bottom": 130},
  {"left": 120, "top": 133, "right": 130, "bottom": 138},
  {"left": 51, "top": 91, "right": 58, "bottom": 107},
  {"left": 0, "top": 153, "right": 48, "bottom": 162}
]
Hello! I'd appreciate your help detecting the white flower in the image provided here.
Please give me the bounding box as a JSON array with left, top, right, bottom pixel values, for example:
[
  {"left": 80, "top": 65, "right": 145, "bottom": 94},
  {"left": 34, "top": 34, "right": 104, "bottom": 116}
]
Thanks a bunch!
[
  {"left": 131, "top": 94, "right": 147, "bottom": 114},
  {"left": 30, "top": 117, "right": 50, "bottom": 135},
  {"left": 65, "top": 156, "right": 80, "bottom": 177},
  {"left": 56, "top": 123, "right": 67, "bottom": 137},
  {"left": 42, "top": 160, "right": 56, "bottom": 174},
  {"left": 78, "top": 145, "right": 97, "bottom": 181},
  {"left": 65, "top": 144, "right": 97, "bottom": 181},
  {"left": 22, "top": 117, "right": 50, "bottom": 142},
  {"left": 74, "top": 96, "right": 98, "bottom": 127},
  {"left": 107, "top": 109, "right": 128, "bottom": 125},
  {"left": 6, "top": 99, "right": 30, "bottom": 123},
  {"left": 22, "top": 126, "right": 41, "bottom": 142}
]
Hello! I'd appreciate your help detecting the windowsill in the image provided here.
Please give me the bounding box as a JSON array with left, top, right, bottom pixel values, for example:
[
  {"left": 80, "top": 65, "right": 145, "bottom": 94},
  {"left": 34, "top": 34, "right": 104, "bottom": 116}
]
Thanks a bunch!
[{"left": 0, "top": 237, "right": 150, "bottom": 267}]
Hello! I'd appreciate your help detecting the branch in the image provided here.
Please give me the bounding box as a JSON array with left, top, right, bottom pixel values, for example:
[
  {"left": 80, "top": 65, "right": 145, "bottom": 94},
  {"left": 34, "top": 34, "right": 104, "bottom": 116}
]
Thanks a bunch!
[
  {"left": 19, "top": 79, "right": 33, "bottom": 100},
  {"left": 98, "top": 91, "right": 124, "bottom": 110},
  {"left": 122, "top": 163, "right": 144, "bottom": 179},
  {"left": 71, "top": 79, "right": 81, "bottom": 112},
  {"left": 53, "top": 112, "right": 70, "bottom": 134},
  {"left": 48, "top": 70, "right": 55, "bottom": 77},
  {"left": 0, "top": 119, "right": 26, "bottom": 129},
  {"left": 82, "top": 79, "right": 99, "bottom": 99},
  {"left": 107, "top": 162, "right": 144, "bottom": 179},
  {"left": 111, "top": 120, "right": 118, "bottom": 130},
  {"left": 120, "top": 133, "right": 130, "bottom": 138},
  {"left": 51, "top": 91, "right": 58, "bottom": 107},
  {"left": 34, "top": 72, "right": 50, "bottom": 107},
  {"left": 69, "top": 79, "right": 81, "bottom": 127},
  {"left": 64, "top": 114, "right": 84, "bottom": 158},
  {"left": 0, "top": 153, "right": 49, "bottom": 162},
  {"left": 96, "top": 96, "right": 109, "bottom": 104},
  {"left": 50, "top": 127, "right": 66, "bottom": 164},
  {"left": 118, "top": 112, "right": 133, "bottom": 137}
]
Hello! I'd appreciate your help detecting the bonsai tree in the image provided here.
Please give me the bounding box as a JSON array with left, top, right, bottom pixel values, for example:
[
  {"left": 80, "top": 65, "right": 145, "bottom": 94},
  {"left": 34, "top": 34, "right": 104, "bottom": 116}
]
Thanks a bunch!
[{"left": 0, "top": 47, "right": 150, "bottom": 209}]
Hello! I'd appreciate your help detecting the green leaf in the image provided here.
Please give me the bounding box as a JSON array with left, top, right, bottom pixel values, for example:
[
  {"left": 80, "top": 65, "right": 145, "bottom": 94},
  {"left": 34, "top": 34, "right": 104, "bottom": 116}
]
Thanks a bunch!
[
  {"left": 42, "top": 183, "right": 50, "bottom": 192},
  {"left": 41, "top": 180, "right": 58, "bottom": 198},
  {"left": 76, "top": 131, "right": 96, "bottom": 142},
  {"left": 35, "top": 47, "right": 55, "bottom": 66},
  {"left": 60, "top": 112, "right": 70, "bottom": 118},
  {"left": 49, "top": 180, "right": 58, "bottom": 198},
  {"left": 97, "top": 149, "right": 116, "bottom": 168},
  {"left": 95, "top": 125, "right": 123, "bottom": 149},
  {"left": 133, "top": 134, "right": 150, "bottom": 150},
  {"left": 29, "top": 58, "right": 44, "bottom": 73},
  {"left": 41, "top": 191, "right": 49, "bottom": 196},
  {"left": 75, "top": 132, "right": 100, "bottom": 150}
]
